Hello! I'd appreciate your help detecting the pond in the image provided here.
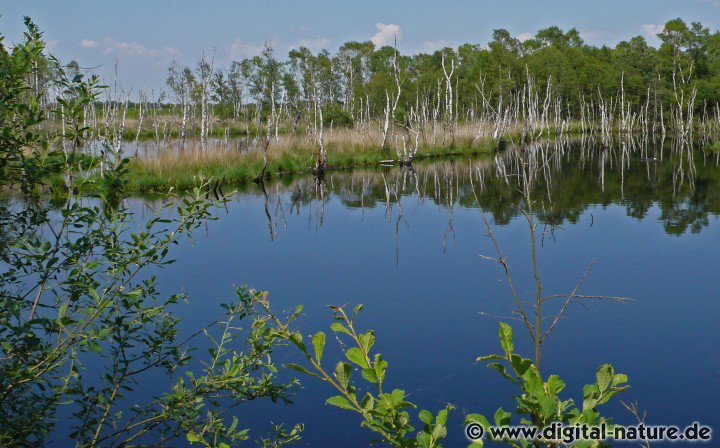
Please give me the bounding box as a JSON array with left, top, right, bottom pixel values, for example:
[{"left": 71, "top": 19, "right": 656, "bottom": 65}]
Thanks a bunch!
[{"left": 70, "top": 136, "right": 720, "bottom": 446}]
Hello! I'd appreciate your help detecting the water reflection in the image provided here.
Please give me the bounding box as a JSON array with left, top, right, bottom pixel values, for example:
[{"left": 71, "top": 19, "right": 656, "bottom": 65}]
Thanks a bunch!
[
  {"left": 39, "top": 135, "right": 718, "bottom": 447},
  {"left": 241, "top": 136, "right": 719, "bottom": 243}
]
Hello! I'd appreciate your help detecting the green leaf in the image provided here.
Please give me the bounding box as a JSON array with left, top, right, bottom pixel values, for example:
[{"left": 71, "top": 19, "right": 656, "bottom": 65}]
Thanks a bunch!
[
  {"left": 289, "top": 332, "right": 306, "bottom": 354},
  {"left": 583, "top": 383, "right": 599, "bottom": 399},
  {"left": 465, "top": 413, "right": 491, "bottom": 429},
  {"left": 510, "top": 354, "right": 532, "bottom": 376},
  {"left": 389, "top": 389, "right": 408, "bottom": 405},
  {"left": 521, "top": 365, "right": 543, "bottom": 394},
  {"left": 581, "top": 408, "right": 600, "bottom": 424},
  {"left": 361, "top": 367, "right": 379, "bottom": 383},
  {"left": 312, "top": 332, "right": 325, "bottom": 364},
  {"left": 493, "top": 408, "right": 511, "bottom": 427},
  {"left": 538, "top": 395, "right": 556, "bottom": 420},
  {"left": 186, "top": 431, "right": 202, "bottom": 443},
  {"left": 498, "top": 322, "right": 514, "bottom": 357},
  {"left": 547, "top": 375, "right": 566, "bottom": 394},
  {"left": 58, "top": 302, "right": 68, "bottom": 319},
  {"left": 88, "top": 288, "right": 100, "bottom": 302},
  {"left": 431, "top": 423, "right": 447, "bottom": 439},
  {"left": 334, "top": 361, "right": 351, "bottom": 390},
  {"left": 326, "top": 395, "right": 355, "bottom": 410},
  {"left": 436, "top": 408, "right": 449, "bottom": 425},
  {"left": 358, "top": 331, "right": 375, "bottom": 353},
  {"left": 596, "top": 364, "right": 612, "bottom": 392},
  {"left": 89, "top": 340, "right": 102, "bottom": 353},
  {"left": 582, "top": 384, "right": 600, "bottom": 410},
  {"left": 285, "top": 363, "right": 319, "bottom": 378},
  {"left": 360, "top": 392, "right": 375, "bottom": 411},
  {"left": 488, "top": 362, "right": 517, "bottom": 384},
  {"left": 373, "top": 353, "right": 388, "bottom": 383},
  {"left": 330, "top": 322, "right": 352, "bottom": 336},
  {"left": 346, "top": 347, "right": 369, "bottom": 368},
  {"left": 419, "top": 410, "right": 433, "bottom": 425},
  {"left": 597, "top": 386, "right": 629, "bottom": 405},
  {"left": 417, "top": 432, "right": 431, "bottom": 448},
  {"left": 612, "top": 373, "right": 628, "bottom": 386}
]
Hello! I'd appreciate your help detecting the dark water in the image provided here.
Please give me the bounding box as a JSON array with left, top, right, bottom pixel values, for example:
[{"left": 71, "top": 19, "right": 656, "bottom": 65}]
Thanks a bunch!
[{"left": 67, "top": 137, "right": 720, "bottom": 446}]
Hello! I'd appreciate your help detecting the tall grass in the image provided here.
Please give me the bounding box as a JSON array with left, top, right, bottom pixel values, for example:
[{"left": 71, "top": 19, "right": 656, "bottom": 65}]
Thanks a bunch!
[{"left": 124, "top": 130, "right": 498, "bottom": 192}]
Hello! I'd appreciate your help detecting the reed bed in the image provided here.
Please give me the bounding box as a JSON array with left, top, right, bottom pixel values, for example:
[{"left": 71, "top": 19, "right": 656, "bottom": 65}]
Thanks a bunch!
[{"left": 125, "top": 129, "right": 498, "bottom": 192}]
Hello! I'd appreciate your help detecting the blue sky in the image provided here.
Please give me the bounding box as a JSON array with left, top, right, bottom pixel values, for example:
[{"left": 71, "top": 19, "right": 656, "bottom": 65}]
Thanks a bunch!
[{"left": 2, "top": 0, "right": 718, "bottom": 93}]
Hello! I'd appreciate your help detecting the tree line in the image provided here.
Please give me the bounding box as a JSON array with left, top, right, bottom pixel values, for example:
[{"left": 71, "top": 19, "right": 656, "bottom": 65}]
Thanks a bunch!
[
  {"left": 164, "top": 19, "right": 719, "bottom": 129},
  {"left": 1, "top": 17, "right": 672, "bottom": 448}
]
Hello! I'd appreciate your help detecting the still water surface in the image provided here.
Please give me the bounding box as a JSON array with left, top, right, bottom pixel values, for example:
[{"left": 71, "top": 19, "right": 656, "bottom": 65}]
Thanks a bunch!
[{"left": 119, "top": 137, "right": 720, "bottom": 446}]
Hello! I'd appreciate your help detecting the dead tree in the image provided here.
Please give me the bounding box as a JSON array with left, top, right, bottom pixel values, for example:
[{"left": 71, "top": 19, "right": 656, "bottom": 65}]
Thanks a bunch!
[
  {"left": 314, "top": 92, "right": 327, "bottom": 174},
  {"left": 380, "top": 40, "right": 405, "bottom": 149},
  {"left": 441, "top": 53, "right": 455, "bottom": 146}
]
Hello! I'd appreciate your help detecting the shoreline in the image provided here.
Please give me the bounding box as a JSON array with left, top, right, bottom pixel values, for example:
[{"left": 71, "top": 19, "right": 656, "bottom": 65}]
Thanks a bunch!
[{"left": 121, "top": 138, "right": 499, "bottom": 192}]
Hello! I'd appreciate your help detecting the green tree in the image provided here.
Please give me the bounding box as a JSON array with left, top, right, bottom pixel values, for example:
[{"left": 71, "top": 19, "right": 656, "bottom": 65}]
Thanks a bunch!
[{"left": 0, "top": 19, "right": 299, "bottom": 447}]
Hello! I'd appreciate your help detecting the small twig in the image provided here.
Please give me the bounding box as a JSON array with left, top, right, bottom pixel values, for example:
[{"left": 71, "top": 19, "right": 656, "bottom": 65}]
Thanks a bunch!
[{"left": 542, "top": 259, "right": 596, "bottom": 342}]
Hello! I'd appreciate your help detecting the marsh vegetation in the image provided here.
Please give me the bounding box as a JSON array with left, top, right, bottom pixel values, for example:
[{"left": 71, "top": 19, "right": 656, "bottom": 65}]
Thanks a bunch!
[
  {"left": 32, "top": 18, "right": 720, "bottom": 191},
  {"left": 2, "top": 16, "right": 720, "bottom": 448}
]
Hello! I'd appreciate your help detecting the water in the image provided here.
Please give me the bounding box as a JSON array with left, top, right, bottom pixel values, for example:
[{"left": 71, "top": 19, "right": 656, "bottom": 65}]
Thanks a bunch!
[{"left": 59, "top": 137, "right": 720, "bottom": 446}]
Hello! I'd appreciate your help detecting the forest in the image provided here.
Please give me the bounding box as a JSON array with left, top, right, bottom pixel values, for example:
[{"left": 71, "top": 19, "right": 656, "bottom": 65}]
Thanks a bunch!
[
  {"left": 42, "top": 18, "right": 719, "bottom": 191},
  {"left": 155, "top": 18, "right": 720, "bottom": 129}
]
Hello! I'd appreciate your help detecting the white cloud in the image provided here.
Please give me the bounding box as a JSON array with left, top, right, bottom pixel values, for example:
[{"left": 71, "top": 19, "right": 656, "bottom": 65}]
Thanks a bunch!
[
  {"left": 516, "top": 32, "right": 533, "bottom": 42},
  {"left": 371, "top": 23, "right": 401, "bottom": 47},
  {"left": 421, "top": 40, "right": 450, "bottom": 53},
  {"left": 641, "top": 24, "right": 664, "bottom": 39},
  {"left": 295, "top": 37, "right": 331, "bottom": 52},
  {"left": 581, "top": 30, "right": 608, "bottom": 45},
  {"left": 114, "top": 42, "right": 157, "bottom": 57},
  {"left": 225, "top": 36, "right": 330, "bottom": 59},
  {"left": 225, "top": 38, "right": 265, "bottom": 58},
  {"left": 80, "top": 39, "right": 98, "bottom": 49},
  {"left": 102, "top": 38, "right": 178, "bottom": 58},
  {"left": 163, "top": 47, "right": 180, "bottom": 57}
]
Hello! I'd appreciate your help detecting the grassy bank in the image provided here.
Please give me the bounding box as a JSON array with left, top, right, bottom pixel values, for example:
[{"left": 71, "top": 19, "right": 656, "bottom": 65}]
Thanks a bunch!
[{"left": 124, "top": 136, "right": 499, "bottom": 192}]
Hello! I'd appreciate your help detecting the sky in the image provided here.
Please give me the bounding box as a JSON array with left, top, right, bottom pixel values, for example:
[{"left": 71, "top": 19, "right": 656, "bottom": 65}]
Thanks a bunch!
[{"left": 1, "top": 0, "right": 718, "bottom": 94}]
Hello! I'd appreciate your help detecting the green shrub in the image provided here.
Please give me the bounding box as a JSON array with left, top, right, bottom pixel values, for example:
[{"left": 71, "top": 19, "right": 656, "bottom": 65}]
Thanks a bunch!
[{"left": 322, "top": 104, "right": 354, "bottom": 127}]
